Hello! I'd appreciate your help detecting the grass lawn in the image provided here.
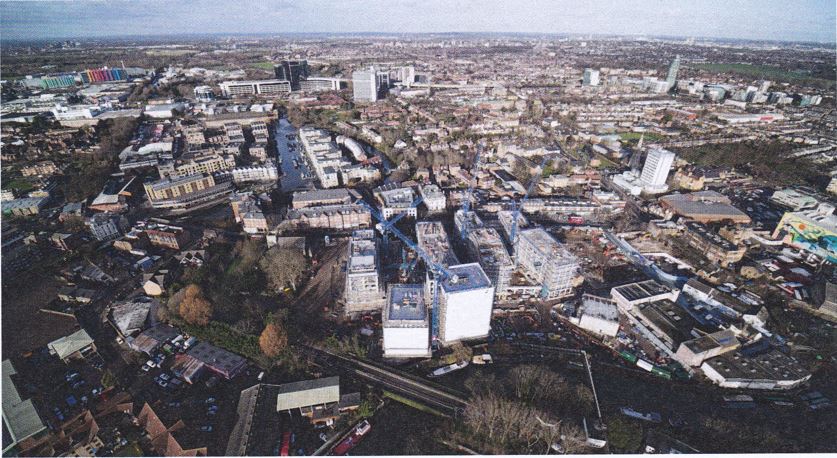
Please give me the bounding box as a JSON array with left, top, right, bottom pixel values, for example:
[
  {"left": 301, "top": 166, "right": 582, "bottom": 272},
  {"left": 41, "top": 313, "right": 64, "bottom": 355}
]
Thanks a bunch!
[
  {"left": 620, "top": 131, "right": 662, "bottom": 142},
  {"left": 251, "top": 61, "right": 276, "bottom": 71},
  {"left": 1, "top": 178, "right": 34, "bottom": 193},
  {"left": 113, "top": 442, "right": 143, "bottom": 456}
]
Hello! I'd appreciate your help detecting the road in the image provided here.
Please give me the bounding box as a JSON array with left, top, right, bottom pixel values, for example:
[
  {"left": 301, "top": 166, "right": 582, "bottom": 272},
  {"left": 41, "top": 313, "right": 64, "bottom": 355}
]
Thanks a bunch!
[{"left": 275, "top": 118, "right": 315, "bottom": 193}]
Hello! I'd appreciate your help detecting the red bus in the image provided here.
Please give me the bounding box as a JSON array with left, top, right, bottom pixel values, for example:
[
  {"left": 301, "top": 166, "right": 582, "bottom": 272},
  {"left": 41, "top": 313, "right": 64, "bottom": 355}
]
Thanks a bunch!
[{"left": 280, "top": 431, "right": 291, "bottom": 456}]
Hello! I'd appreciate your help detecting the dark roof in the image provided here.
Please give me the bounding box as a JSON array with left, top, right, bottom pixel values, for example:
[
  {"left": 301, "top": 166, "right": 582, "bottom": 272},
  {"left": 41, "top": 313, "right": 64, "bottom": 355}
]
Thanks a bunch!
[
  {"left": 226, "top": 384, "right": 286, "bottom": 456},
  {"left": 186, "top": 341, "right": 246, "bottom": 376}
]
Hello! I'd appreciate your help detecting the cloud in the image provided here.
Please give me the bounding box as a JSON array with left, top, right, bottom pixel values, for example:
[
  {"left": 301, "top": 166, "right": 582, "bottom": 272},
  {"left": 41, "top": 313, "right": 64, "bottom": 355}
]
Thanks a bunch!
[{"left": 1, "top": 0, "right": 834, "bottom": 42}]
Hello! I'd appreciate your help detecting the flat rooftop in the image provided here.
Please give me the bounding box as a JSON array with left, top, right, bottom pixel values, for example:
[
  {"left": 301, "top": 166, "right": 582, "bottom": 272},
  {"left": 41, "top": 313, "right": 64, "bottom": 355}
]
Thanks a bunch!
[
  {"left": 613, "top": 280, "right": 673, "bottom": 302},
  {"left": 682, "top": 329, "right": 739, "bottom": 354},
  {"left": 519, "top": 228, "right": 577, "bottom": 262},
  {"left": 442, "top": 263, "right": 492, "bottom": 293},
  {"left": 685, "top": 222, "right": 740, "bottom": 251},
  {"left": 703, "top": 348, "right": 810, "bottom": 382},
  {"left": 292, "top": 188, "right": 355, "bottom": 206},
  {"left": 186, "top": 341, "right": 247, "bottom": 374},
  {"left": 636, "top": 299, "right": 697, "bottom": 346},
  {"left": 660, "top": 192, "right": 750, "bottom": 222},
  {"left": 386, "top": 284, "right": 427, "bottom": 322},
  {"left": 348, "top": 238, "right": 377, "bottom": 273},
  {"left": 416, "top": 222, "right": 459, "bottom": 267},
  {"left": 580, "top": 294, "right": 619, "bottom": 322}
]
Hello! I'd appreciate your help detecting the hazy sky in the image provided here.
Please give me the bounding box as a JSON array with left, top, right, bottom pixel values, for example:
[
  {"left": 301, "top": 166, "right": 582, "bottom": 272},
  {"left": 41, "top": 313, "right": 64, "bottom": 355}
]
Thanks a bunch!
[{"left": 2, "top": 0, "right": 835, "bottom": 43}]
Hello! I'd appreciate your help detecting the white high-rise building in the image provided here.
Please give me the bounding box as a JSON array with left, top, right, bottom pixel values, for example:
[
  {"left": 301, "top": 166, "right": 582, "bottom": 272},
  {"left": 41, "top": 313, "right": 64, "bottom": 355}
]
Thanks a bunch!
[
  {"left": 382, "top": 284, "right": 430, "bottom": 358},
  {"left": 352, "top": 66, "right": 378, "bottom": 103},
  {"left": 438, "top": 263, "right": 494, "bottom": 344},
  {"left": 639, "top": 148, "right": 675, "bottom": 193},
  {"left": 582, "top": 68, "right": 600, "bottom": 86},
  {"left": 398, "top": 66, "right": 415, "bottom": 86}
]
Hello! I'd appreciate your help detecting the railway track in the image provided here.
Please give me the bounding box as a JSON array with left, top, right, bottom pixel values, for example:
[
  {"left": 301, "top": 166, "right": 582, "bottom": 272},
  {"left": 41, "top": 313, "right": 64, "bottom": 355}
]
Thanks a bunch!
[{"left": 301, "top": 346, "right": 468, "bottom": 416}]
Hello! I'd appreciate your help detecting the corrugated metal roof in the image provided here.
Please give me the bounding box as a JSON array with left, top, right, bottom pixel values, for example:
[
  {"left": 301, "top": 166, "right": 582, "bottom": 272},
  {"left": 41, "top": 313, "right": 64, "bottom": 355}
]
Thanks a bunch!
[
  {"left": 275, "top": 377, "right": 340, "bottom": 411},
  {"left": 2, "top": 360, "right": 46, "bottom": 445},
  {"left": 48, "top": 329, "right": 94, "bottom": 360}
]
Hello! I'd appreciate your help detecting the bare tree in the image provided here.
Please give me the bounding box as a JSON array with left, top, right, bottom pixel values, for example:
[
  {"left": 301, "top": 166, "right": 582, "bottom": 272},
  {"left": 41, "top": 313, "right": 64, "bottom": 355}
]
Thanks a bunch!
[{"left": 259, "top": 245, "right": 308, "bottom": 293}]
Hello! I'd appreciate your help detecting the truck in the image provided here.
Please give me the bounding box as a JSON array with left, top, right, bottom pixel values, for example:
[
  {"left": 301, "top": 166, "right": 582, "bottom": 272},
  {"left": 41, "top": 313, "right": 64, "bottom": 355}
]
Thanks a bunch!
[
  {"left": 472, "top": 354, "right": 493, "bottom": 365},
  {"left": 619, "top": 407, "right": 662, "bottom": 423},
  {"left": 280, "top": 431, "right": 291, "bottom": 456},
  {"left": 183, "top": 337, "right": 198, "bottom": 349},
  {"left": 332, "top": 420, "right": 371, "bottom": 455},
  {"left": 568, "top": 215, "right": 584, "bottom": 225},
  {"left": 429, "top": 361, "right": 469, "bottom": 377}
]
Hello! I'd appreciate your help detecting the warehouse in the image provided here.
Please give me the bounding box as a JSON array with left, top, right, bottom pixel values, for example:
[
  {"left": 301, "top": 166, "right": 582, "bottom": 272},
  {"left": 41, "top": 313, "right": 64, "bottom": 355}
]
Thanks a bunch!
[
  {"left": 611, "top": 279, "right": 680, "bottom": 313},
  {"left": 701, "top": 347, "right": 811, "bottom": 390}
]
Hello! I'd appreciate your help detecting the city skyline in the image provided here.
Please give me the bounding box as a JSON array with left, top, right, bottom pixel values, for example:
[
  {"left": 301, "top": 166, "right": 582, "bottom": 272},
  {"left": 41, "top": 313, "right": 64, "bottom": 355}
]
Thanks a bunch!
[{"left": 2, "top": 0, "right": 835, "bottom": 43}]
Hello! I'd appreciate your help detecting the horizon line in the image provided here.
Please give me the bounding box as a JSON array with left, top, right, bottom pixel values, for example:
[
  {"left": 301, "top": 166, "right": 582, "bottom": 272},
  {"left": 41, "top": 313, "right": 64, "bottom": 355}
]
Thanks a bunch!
[{"left": 2, "top": 31, "right": 835, "bottom": 47}]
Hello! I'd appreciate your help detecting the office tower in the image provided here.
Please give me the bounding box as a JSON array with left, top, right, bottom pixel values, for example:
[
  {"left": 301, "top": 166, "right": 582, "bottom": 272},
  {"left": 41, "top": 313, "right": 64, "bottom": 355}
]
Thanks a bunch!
[
  {"left": 666, "top": 55, "right": 680, "bottom": 90},
  {"left": 640, "top": 148, "right": 676, "bottom": 192},
  {"left": 582, "top": 68, "right": 600, "bottom": 86},
  {"left": 352, "top": 66, "right": 378, "bottom": 102},
  {"left": 273, "top": 60, "right": 309, "bottom": 90},
  {"left": 398, "top": 66, "right": 415, "bottom": 86},
  {"left": 759, "top": 80, "right": 771, "bottom": 93}
]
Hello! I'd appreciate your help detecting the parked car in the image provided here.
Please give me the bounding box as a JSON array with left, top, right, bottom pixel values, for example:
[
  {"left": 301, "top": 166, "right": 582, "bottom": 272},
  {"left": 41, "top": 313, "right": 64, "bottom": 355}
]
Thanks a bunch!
[{"left": 200, "top": 426, "right": 213, "bottom": 432}]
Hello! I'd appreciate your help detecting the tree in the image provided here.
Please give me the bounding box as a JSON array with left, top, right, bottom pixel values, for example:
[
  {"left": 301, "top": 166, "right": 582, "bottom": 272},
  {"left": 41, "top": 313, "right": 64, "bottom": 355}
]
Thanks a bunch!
[
  {"left": 259, "top": 245, "right": 307, "bottom": 294},
  {"left": 179, "top": 284, "right": 213, "bottom": 326},
  {"left": 259, "top": 322, "right": 288, "bottom": 358},
  {"left": 606, "top": 417, "right": 643, "bottom": 452}
]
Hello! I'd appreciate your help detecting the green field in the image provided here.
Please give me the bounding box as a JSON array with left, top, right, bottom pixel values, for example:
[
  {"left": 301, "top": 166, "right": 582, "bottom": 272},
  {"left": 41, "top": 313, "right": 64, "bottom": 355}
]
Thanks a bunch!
[
  {"left": 251, "top": 61, "right": 275, "bottom": 71},
  {"left": 620, "top": 132, "right": 662, "bottom": 142},
  {"left": 2, "top": 179, "right": 34, "bottom": 193},
  {"left": 692, "top": 63, "right": 834, "bottom": 89}
]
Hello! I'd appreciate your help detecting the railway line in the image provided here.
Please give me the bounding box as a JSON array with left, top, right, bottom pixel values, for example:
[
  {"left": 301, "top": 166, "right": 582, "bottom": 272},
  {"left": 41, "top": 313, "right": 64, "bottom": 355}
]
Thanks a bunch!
[{"left": 300, "top": 346, "right": 468, "bottom": 416}]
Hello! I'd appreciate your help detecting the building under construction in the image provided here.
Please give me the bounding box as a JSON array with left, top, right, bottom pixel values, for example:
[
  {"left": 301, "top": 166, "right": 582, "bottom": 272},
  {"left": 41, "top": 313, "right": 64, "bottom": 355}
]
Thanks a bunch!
[
  {"left": 344, "top": 230, "right": 384, "bottom": 315},
  {"left": 515, "top": 228, "right": 580, "bottom": 299},
  {"left": 454, "top": 210, "right": 513, "bottom": 299}
]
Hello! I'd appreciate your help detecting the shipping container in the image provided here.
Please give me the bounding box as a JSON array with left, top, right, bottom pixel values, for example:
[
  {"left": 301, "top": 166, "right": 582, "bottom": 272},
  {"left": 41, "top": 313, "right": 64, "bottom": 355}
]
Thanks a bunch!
[{"left": 636, "top": 359, "right": 654, "bottom": 372}]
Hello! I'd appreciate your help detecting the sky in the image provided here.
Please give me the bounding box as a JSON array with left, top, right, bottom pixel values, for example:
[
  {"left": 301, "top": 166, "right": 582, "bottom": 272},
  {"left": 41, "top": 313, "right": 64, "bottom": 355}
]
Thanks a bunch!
[{"left": 1, "top": 0, "right": 835, "bottom": 43}]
